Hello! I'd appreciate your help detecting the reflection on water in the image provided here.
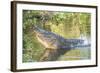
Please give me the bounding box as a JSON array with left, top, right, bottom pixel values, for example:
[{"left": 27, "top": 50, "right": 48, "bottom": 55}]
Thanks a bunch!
[
  {"left": 59, "top": 36, "right": 91, "bottom": 61},
  {"left": 59, "top": 47, "right": 91, "bottom": 60},
  {"left": 23, "top": 35, "right": 91, "bottom": 62}
]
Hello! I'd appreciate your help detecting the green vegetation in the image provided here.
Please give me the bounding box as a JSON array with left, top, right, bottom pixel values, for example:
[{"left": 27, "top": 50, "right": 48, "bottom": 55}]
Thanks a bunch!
[{"left": 23, "top": 10, "right": 91, "bottom": 62}]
